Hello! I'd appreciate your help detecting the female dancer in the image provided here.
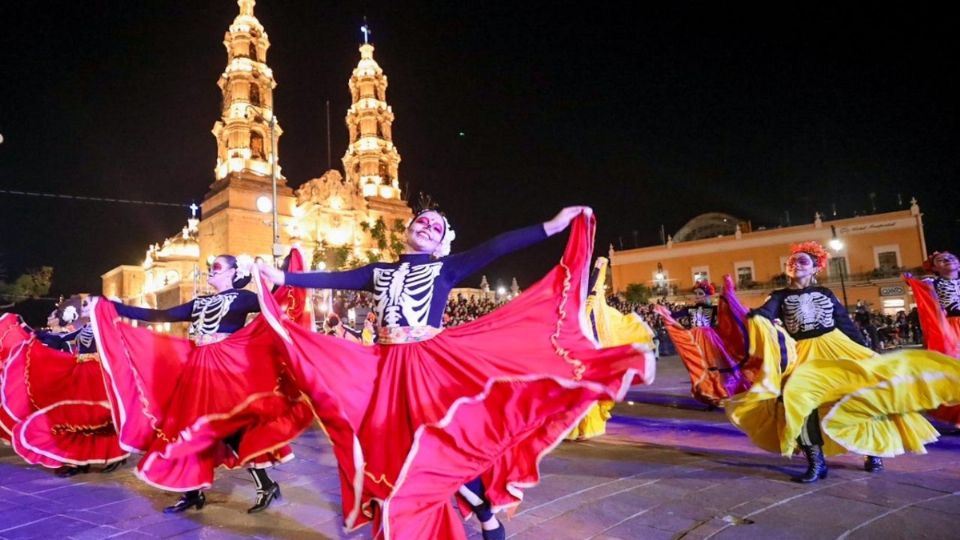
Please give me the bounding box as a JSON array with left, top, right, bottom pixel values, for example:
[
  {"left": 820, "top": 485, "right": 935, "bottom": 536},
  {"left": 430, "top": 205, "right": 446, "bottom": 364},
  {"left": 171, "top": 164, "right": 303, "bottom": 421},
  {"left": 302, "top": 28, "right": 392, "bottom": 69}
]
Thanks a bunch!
[
  {"left": 654, "top": 275, "right": 751, "bottom": 407},
  {"left": 726, "top": 241, "right": 960, "bottom": 483},
  {"left": 567, "top": 257, "right": 655, "bottom": 440},
  {"left": 903, "top": 251, "right": 960, "bottom": 424},
  {"left": 90, "top": 252, "right": 314, "bottom": 514},
  {"left": 0, "top": 302, "right": 127, "bottom": 475},
  {"left": 254, "top": 203, "right": 653, "bottom": 540}
]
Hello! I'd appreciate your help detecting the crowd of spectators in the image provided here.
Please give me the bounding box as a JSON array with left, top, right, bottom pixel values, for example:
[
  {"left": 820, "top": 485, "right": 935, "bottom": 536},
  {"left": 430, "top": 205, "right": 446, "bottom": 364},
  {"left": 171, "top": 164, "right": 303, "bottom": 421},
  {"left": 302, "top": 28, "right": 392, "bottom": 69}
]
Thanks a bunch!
[
  {"left": 853, "top": 302, "right": 922, "bottom": 351},
  {"left": 443, "top": 295, "right": 502, "bottom": 326},
  {"left": 327, "top": 290, "right": 924, "bottom": 357}
]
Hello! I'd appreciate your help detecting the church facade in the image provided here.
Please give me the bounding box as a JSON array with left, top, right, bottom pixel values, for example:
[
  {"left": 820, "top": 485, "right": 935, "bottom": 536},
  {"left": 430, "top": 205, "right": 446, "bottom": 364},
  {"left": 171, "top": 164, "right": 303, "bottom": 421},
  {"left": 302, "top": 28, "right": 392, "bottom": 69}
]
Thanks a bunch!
[{"left": 102, "top": 0, "right": 413, "bottom": 316}]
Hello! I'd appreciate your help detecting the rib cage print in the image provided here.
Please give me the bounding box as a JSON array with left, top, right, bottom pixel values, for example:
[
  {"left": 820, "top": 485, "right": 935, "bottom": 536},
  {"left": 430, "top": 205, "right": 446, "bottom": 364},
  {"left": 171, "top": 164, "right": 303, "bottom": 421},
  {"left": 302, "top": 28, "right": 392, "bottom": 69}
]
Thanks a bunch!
[
  {"left": 190, "top": 292, "right": 239, "bottom": 335},
  {"left": 373, "top": 262, "right": 443, "bottom": 327},
  {"left": 782, "top": 292, "right": 834, "bottom": 334},
  {"left": 77, "top": 325, "right": 95, "bottom": 350},
  {"left": 934, "top": 278, "right": 960, "bottom": 314},
  {"left": 689, "top": 307, "right": 713, "bottom": 328}
]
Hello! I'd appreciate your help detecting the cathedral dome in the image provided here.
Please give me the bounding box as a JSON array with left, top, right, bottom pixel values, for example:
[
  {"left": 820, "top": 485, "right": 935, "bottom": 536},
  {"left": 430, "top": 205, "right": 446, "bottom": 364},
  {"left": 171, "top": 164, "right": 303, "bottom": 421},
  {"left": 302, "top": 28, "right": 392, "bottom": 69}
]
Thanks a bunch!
[{"left": 673, "top": 213, "right": 741, "bottom": 242}]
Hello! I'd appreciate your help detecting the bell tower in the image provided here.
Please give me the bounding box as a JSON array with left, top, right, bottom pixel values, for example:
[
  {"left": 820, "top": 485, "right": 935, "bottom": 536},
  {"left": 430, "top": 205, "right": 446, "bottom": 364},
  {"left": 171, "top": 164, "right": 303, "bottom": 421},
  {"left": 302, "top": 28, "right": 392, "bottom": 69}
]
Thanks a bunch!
[
  {"left": 200, "top": 0, "right": 294, "bottom": 263},
  {"left": 341, "top": 23, "right": 409, "bottom": 217}
]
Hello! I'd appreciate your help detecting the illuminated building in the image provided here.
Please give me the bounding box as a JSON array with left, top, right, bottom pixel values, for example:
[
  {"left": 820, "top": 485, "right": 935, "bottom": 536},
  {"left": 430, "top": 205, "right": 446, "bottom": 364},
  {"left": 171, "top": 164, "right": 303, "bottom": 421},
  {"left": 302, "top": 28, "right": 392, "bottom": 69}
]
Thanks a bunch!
[
  {"left": 610, "top": 201, "right": 928, "bottom": 314},
  {"left": 102, "top": 0, "right": 413, "bottom": 325}
]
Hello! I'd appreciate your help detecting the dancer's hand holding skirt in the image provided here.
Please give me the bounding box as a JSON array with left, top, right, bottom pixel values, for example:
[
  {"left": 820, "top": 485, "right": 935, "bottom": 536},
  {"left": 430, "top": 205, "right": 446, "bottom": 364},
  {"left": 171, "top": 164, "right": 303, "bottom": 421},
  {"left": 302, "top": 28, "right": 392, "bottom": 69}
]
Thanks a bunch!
[
  {"left": 90, "top": 255, "right": 316, "bottom": 492},
  {"left": 254, "top": 214, "right": 656, "bottom": 540}
]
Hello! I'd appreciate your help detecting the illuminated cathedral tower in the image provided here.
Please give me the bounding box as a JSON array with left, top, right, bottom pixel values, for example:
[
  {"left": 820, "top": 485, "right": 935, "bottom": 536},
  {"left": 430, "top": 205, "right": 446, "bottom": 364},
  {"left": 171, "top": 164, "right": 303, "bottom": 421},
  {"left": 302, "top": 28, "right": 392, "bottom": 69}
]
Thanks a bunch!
[
  {"left": 200, "top": 0, "right": 295, "bottom": 262},
  {"left": 341, "top": 26, "right": 408, "bottom": 216}
]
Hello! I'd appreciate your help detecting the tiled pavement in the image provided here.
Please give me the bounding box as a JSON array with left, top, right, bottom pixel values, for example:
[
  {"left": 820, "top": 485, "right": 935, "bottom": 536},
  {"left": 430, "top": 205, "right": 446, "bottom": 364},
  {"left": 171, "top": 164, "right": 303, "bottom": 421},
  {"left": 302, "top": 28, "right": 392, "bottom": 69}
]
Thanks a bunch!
[{"left": 1, "top": 356, "right": 958, "bottom": 539}]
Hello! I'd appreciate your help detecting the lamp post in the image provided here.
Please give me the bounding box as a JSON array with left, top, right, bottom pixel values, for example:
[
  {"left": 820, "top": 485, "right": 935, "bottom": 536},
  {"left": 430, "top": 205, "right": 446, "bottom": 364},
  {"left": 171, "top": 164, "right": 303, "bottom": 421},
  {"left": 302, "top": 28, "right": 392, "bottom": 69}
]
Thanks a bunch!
[
  {"left": 829, "top": 225, "right": 848, "bottom": 308},
  {"left": 241, "top": 105, "right": 282, "bottom": 267}
]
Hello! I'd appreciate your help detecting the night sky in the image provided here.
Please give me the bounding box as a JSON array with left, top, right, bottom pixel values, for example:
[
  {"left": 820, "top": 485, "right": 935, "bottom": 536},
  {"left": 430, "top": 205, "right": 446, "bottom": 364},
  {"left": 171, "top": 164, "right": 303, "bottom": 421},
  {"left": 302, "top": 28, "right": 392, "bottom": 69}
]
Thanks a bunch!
[{"left": 1, "top": 2, "right": 957, "bottom": 303}]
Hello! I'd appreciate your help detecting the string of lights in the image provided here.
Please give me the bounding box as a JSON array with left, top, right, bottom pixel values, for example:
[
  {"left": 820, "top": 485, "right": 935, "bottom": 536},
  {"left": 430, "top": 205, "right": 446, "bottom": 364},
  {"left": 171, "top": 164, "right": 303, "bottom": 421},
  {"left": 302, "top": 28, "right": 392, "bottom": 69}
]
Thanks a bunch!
[{"left": 0, "top": 188, "right": 190, "bottom": 208}]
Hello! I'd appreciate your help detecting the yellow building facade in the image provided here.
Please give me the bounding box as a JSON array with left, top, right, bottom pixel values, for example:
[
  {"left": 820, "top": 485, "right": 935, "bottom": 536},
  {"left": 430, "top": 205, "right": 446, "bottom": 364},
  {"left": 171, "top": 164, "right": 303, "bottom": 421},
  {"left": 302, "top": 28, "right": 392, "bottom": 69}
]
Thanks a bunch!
[
  {"left": 102, "top": 1, "right": 413, "bottom": 316},
  {"left": 610, "top": 201, "right": 928, "bottom": 314}
]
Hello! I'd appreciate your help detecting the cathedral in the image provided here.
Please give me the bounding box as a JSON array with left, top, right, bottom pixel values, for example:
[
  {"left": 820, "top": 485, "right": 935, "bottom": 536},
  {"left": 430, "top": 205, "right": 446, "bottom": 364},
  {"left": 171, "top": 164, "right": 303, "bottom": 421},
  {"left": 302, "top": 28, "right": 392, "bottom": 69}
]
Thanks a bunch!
[{"left": 101, "top": 0, "right": 413, "bottom": 312}]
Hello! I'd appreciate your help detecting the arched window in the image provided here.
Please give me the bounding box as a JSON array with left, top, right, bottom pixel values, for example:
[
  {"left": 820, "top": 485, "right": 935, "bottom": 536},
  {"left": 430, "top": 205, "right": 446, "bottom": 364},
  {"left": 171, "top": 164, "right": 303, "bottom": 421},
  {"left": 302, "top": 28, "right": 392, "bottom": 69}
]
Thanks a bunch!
[
  {"left": 249, "top": 83, "right": 260, "bottom": 106},
  {"left": 250, "top": 132, "right": 265, "bottom": 159},
  {"left": 247, "top": 42, "right": 257, "bottom": 61}
]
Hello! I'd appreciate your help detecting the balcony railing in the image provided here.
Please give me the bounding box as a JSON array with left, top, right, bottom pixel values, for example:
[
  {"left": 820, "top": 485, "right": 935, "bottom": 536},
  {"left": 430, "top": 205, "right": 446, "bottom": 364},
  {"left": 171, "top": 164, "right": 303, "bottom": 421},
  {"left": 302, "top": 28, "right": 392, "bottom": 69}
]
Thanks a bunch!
[{"left": 731, "top": 266, "right": 922, "bottom": 291}]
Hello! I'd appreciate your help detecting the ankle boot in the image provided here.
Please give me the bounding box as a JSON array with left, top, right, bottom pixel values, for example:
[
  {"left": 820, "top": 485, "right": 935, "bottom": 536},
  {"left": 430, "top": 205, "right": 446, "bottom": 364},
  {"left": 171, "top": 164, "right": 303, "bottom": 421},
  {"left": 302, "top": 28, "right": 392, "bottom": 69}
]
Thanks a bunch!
[
  {"left": 163, "top": 491, "right": 205, "bottom": 513},
  {"left": 791, "top": 444, "right": 828, "bottom": 483},
  {"left": 864, "top": 455, "right": 884, "bottom": 473},
  {"left": 55, "top": 464, "right": 90, "bottom": 478},
  {"left": 247, "top": 482, "right": 281, "bottom": 514},
  {"left": 481, "top": 520, "right": 506, "bottom": 540},
  {"left": 101, "top": 459, "right": 126, "bottom": 474}
]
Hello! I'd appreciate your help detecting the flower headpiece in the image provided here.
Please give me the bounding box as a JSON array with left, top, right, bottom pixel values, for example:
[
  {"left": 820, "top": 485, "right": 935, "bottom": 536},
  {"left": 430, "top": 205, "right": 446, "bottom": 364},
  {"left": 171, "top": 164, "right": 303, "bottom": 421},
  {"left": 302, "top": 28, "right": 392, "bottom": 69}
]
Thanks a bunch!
[
  {"left": 790, "top": 241, "right": 829, "bottom": 272},
  {"left": 412, "top": 192, "right": 456, "bottom": 258},
  {"left": 234, "top": 254, "right": 253, "bottom": 280},
  {"left": 923, "top": 251, "right": 955, "bottom": 274},
  {"left": 692, "top": 280, "right": 716, "bottom": 296}
]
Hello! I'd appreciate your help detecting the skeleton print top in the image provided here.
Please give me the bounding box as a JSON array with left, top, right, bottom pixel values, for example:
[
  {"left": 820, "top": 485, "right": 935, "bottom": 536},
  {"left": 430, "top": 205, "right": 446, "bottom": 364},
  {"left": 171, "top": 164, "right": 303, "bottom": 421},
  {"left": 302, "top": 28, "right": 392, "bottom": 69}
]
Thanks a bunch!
[
  {"left": 932, "top": 277, "right": 960, "bottom": 316},
  {"left": 37, "top": 324, "right": 97, "bottom": 354},
  {"left": 750, "top": 286, "right": 865, "bottom": 345},
  {"left": 672, "top": 303, "right": 716, "bottom": 328},
  {"left": 285, "top": 224, "right": 547, "bottom": 329},
  {"left": 112, "top": 289, "right": 260, "bottom": 335}
]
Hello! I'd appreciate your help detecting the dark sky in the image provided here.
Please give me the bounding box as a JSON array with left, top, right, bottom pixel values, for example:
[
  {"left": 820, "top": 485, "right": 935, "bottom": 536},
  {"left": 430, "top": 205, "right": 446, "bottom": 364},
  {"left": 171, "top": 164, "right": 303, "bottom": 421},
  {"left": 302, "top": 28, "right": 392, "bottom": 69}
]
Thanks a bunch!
[{"left": 1, "top": 1, "right": 957, "bottom": 299}]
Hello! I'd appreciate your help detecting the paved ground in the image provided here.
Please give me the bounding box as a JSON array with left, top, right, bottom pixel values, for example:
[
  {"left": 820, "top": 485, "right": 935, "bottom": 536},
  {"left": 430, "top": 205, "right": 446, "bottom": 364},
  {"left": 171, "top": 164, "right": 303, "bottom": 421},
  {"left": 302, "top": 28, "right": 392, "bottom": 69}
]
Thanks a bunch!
[{"left": 1, "top": 355, "right": 958, "bottom": 539}]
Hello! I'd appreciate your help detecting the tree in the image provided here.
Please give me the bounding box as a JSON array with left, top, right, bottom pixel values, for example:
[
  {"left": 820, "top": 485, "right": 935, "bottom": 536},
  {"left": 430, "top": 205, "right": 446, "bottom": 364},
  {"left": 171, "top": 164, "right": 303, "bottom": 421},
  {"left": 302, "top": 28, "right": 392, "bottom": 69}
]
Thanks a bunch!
[
  {"left": 0, "top": 266, "right": 54, "bottom": 306},
  {"left": 623, "top": 282, "right": 652, "bottom": 304}
]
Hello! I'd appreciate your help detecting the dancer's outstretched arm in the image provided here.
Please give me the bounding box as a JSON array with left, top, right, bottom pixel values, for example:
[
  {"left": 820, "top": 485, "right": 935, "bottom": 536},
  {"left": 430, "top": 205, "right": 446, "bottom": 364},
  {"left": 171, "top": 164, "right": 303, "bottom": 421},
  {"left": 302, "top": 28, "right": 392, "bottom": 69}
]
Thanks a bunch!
[
  {"left": 446, "top": 206, "right": 590, "bottom": 283},
  {"left": 112, "top": 299, "right": 194, "bottom": 322}
]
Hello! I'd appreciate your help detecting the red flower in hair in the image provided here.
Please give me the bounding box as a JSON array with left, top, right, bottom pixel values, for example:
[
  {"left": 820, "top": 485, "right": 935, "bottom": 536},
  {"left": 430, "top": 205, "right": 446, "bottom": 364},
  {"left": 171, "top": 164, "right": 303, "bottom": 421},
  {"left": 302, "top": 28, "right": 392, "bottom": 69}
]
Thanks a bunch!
[
  {"left": 790, "top": 241, "right": 829, "bottom": 272},
  {"left": 692, "top": 280, "right": 716, "bottom": 295},
  {"left": 923, "top": 252, "right": 942, "bottom": 273}
]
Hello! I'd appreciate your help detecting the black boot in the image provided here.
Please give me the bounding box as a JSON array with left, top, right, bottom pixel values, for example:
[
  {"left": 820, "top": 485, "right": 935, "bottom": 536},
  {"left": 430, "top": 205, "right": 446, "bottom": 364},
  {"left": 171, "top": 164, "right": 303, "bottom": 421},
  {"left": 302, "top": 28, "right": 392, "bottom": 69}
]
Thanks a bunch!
[
  {"left": 864, "top": 455, "right": 884, "bottom": 473},
  {"left": 55, "top": 464, "right": 90, "bottom": 478},
  {"left": 163, "top": 491, "right": 205, "bottom": 513},
  {"left": 791, "top": 444, "right": 828, "bottom": 483},
  {"left": 481, "top": 521, "right": 506, "bottom": 540},
  {"left": 247, "top": 483, "right": 281, "bottom": 514},
  {"left": 101, "top": 459, "right": 126, "bottom": 474},
  {"left": 247, "top": 468, "right": 281, "bottom": 514}
]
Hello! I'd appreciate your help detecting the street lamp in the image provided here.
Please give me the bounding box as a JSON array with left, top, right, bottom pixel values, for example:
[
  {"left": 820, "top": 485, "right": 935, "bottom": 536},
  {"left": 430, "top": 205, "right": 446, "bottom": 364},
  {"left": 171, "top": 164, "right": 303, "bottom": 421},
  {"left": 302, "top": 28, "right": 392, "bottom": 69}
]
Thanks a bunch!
[
  {"left": 240, "top": 105, "right": 282, "bottom": 267},
  {"left": 830, "top": 225, "right": 848, "bottom": 307}
]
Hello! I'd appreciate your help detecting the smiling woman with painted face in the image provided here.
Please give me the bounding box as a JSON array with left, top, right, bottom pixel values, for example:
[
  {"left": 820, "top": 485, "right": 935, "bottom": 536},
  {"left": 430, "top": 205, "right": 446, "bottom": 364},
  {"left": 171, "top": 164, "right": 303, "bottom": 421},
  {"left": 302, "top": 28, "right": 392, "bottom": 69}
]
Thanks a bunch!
[
  {"left": 726, "top": 241, "right": 960, "bottom": 484},
  {"left": 254, "top": 199, "right": 654, "bottom": 540},
  {"left": 89, "top": 252, "right": 315, "bottom": 515}
]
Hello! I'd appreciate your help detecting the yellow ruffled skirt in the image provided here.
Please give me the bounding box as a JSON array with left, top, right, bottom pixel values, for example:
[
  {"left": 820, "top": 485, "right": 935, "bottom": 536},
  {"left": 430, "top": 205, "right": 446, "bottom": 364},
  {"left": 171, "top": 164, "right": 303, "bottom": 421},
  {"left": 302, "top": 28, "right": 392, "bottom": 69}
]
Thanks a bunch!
[
  {"left": 567, "top": 259, "right": 655, "bottom": 440},
  {"left": 726, "top": 316, "right": 960, "bottom": 457}
]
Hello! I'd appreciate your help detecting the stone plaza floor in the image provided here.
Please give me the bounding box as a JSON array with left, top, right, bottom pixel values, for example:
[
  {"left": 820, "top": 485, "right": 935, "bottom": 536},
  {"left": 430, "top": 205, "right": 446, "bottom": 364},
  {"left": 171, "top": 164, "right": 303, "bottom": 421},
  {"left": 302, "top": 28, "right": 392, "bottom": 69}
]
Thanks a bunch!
[{"left": 1, "top": 355, "right": 958, "bottom": 539}]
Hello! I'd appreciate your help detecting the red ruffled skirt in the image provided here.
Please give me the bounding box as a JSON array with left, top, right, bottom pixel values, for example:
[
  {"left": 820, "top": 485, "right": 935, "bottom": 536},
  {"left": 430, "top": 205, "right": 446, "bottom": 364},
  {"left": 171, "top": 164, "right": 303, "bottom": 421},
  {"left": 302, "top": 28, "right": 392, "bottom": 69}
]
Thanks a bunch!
[
  {"left": 90, "top": 258, "right": 315, "bottom": 492},
  {"left": 0, "top": 315, "right": 126, "bottom": 467},
  {"left": 255, "top": 214, "right": 655, "bottom": 540}
]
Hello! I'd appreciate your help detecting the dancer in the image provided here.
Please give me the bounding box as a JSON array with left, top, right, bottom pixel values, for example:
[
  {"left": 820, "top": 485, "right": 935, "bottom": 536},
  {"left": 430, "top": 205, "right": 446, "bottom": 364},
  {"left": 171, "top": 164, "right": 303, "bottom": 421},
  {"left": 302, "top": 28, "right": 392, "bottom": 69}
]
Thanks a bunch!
[
  {"left": 654, "top": 275, "right": 751, "bottom": 407},
  {"left": 567, "top": 257, "right": 655, "bottom": 440},
  {"left": 726, "top": 241, "right": 960, "bottom": 483},
  {"left": 0, "top": 300, "right": 128, "bottom": 476},
  {"left": 90, "top": 252, "right": 314, "bottom": 514},
  {"left": 903, "top": 251, "right": 960, "bottom": 424},
  {"left": 254, "top": 202, "right": 654, "bottom": 540}
]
